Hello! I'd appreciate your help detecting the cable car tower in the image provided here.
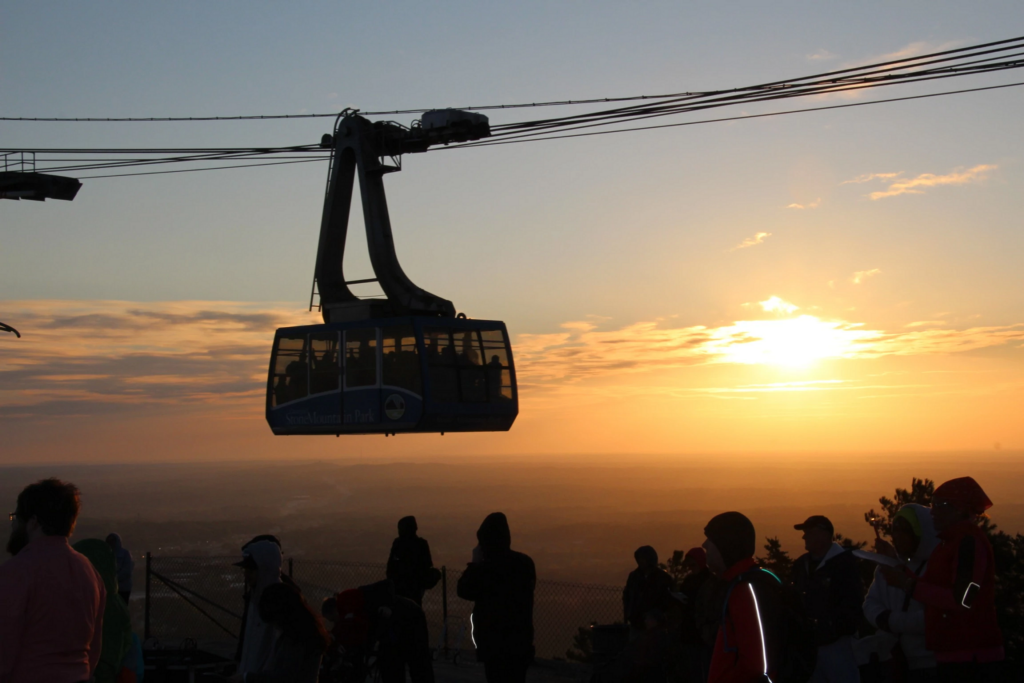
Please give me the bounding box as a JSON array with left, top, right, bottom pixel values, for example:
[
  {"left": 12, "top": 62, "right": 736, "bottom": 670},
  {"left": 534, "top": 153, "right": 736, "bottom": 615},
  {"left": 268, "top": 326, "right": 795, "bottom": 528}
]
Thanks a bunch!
[{"left": 266, "top": 110, "right": 518, "bottom": 436}]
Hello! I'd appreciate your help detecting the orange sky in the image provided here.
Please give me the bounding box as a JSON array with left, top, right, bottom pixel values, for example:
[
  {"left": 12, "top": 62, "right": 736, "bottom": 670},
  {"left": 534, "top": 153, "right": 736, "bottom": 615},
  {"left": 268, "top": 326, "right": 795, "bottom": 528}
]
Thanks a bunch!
[{"left": 2, "top": 297, "right": 1022, "bottom": 463}]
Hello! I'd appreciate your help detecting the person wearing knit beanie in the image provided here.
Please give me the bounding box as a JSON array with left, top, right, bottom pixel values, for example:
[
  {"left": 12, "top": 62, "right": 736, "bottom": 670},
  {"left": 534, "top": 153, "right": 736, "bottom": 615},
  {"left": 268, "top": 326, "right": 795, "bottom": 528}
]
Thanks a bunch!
[{"left": 702, "top": 511, "right": 756, "bottom": 574}]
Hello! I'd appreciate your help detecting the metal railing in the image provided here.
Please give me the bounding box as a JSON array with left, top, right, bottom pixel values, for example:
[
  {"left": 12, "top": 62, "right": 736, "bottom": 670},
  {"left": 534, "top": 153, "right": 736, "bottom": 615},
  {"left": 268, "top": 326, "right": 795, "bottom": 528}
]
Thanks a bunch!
[{"left": 139, "top": 554, "right": 622, "bottom": 660}]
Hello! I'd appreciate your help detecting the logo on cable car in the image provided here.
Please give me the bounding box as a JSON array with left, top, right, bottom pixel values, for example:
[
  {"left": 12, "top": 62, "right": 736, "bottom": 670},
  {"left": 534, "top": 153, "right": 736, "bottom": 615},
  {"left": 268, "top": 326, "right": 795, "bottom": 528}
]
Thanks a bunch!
[
  {"left": 385, "top": 394, "right": 406, "bottom": 421},
  {"left": 285, "top": 412, "right": 341, "bottom": 426}
]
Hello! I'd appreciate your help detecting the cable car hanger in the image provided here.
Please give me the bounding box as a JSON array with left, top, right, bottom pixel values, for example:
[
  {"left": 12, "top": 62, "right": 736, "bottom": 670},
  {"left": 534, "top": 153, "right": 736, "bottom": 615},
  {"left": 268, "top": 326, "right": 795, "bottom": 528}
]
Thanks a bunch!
[{"left": 309, "top": 108, "right": 488, "bottom": 323}]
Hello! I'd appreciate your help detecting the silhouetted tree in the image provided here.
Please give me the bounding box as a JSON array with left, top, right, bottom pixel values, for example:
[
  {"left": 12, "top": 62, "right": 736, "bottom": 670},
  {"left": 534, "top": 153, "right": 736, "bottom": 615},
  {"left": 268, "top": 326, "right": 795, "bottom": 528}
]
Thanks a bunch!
[
  {"left": 757, "top": 536, "right": 794, "bottom": 584},
  {"left": 660, "top": 549, "right": 689, "bottom": 588},
  {"left": 863, "top": 477, "right": 934, "bottom": 536}
]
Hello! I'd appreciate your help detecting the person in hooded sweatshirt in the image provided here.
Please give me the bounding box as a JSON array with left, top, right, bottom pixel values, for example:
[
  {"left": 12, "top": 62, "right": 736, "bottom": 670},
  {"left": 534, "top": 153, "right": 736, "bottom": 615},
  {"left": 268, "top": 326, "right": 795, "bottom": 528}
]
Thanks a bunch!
[
  {"left": 880, "top": 477, "right": 1004, "bottom": 683},
  {"left": 72, "top": 539, "right": 133, "bottom": 683},
  {"left": 229, "top": 582, "right": 329, "bottom": 683},
  {"left": 791, "top": 515, "right": 863, "bottom": 683},
  {"left": 861, "top": 504, "right": 939, "bottom": 682},
  {"left": 235, "top": 539, "right": 284, "bottom": 676},
  {"left": 386, "top": 516, "right": 435, "bottom": 606},
  {"left": 702, "top": 511, "right": 780, "bottom": 683},
  {"left": 456, "top": 512, "right": 536, "bottom": 683},
  {"left": 105, "top": 533, "right": 134, "bottom": 605}
]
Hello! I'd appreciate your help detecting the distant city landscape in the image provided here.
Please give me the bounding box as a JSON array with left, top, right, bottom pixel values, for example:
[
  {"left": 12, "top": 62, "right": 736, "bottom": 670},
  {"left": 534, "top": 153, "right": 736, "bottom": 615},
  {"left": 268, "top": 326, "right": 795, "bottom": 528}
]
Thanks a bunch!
[{"left": 4, "top": 453, "right": 1020, "bottom": 586}]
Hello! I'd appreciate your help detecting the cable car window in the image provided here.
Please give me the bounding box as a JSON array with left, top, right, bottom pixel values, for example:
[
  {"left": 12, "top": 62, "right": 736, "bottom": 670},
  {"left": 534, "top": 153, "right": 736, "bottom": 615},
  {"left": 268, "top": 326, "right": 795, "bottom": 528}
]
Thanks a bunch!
[
  {"left": 425, "top": 327, "right": 459, "bottom": 403},
  {"left": 271, "top": 335, "right": 308, "bottom": 407},
  {"left": 456, "top": 330, "right": 487, "bottom": 402},
  {"left": 382, "top": 326, "right": 421, "bottom": 395},
  {"left": 345, "top": 328, "right": 378, "bottom": 388},
  {"left": 480, "top": 329, "right": 514, "bottom": 401},
  {"left": 309, "top": 332, "right": 340, "bottom": 395}
]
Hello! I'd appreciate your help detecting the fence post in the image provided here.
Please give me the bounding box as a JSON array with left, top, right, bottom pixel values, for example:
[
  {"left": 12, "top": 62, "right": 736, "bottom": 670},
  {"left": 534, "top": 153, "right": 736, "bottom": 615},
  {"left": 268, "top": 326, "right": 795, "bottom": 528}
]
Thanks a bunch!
[
  {"left": 441, "top": 565, "right": 448, "bottom": 655},
  {"left": 288, "top": 557, "right": 293, "bottom": 579},
  {"left": 144, "top": 552, "right": 152, "bottom": 641}
]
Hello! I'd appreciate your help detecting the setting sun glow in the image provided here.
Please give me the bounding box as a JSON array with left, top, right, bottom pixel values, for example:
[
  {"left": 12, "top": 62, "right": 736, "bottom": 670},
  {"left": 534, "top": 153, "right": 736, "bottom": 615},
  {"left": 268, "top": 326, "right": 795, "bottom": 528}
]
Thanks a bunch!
[{"left": 714, "top": 316, "right": 870, "bottom": 367}]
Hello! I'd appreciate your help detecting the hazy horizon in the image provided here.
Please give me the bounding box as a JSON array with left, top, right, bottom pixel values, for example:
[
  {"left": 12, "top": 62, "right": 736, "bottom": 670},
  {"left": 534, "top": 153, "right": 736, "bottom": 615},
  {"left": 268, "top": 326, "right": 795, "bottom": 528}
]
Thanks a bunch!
[{"left": 5, "top": 455, "right": 1020, "bottom": 586}]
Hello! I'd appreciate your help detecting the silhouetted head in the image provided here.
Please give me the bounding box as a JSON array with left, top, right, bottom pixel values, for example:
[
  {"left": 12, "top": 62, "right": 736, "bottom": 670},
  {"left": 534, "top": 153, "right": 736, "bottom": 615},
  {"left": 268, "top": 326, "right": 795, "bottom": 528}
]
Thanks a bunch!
[
  {"left": 683, "top": 547, "right": 707, "bottom": 571},
  {"left": 634, "top": 545, "right": 658, "bottom": 571},
  {"left": 398, "top": 516, "right": 418, "bottom": 538},
  {"left": 259, "top": 582, "right": 329, "bottom": 653},
  {"left": 105, "top": 532, "right": 123, "bottom": 553},
  {"left": 795, "top": 515, "right": 834, "bottom": 559},
  {"left": 931, "top": 477, "right": 991, "bottom": 533},
  {"left": 8, "top": 479, "right": 81, "bottom": 556},
  {"left": 242, "top": 534, "right": 282, "bottom": 551},
  {"left": 702, "top": 511, "right": 755, "bottom": 575},
  {"left": 477, "top": 512, "right": 511, "bottom": 553}
]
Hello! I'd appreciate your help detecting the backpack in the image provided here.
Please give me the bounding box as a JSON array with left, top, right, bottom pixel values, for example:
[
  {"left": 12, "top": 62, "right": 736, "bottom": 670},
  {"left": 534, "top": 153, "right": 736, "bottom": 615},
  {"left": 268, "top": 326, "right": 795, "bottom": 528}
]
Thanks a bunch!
[{"left": 722, "top": 568, "right": 817, "bottom": 683}]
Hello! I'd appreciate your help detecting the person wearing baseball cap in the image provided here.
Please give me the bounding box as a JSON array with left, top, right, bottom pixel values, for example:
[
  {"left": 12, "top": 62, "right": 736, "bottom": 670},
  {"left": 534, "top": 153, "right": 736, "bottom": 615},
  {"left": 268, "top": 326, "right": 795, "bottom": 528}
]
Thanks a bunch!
[
  {"left": 792, "top": 515, "right": 863, "bottom": 683},
  {"left": 881, "top": 477, "right": 1004, "bottom": 682}
]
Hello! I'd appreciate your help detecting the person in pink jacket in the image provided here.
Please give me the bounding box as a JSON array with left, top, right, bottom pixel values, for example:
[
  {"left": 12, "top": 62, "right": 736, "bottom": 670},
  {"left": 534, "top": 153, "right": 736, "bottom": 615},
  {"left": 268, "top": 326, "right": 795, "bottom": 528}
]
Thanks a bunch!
[{"left": 0, "top": 478, "right": 106, "bottom": 683}]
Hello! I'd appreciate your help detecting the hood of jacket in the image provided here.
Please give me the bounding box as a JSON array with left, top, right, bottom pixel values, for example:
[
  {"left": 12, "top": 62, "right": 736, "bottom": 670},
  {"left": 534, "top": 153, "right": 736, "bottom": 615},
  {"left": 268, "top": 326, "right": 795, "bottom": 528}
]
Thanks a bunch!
[
  {"left": 477, "top": 512, "right": 511, "bottom": 551},
  {"left": 246, "top": 539, "right": 283, "bottom": 589},
  {"left": 73, "top": 538, "right": 118, "bottom": 596},
  {"left": 896, "top": 503, "right": 938, "bottom": 566},
  {"left": 815, "top": 542, "right": 847, "bottom": 570},
  {"left": 106, "top": 532, "right": 123, "bottom": 553},
  {"left": 238, "top": 540, "right": 284, "bottom": 674}
]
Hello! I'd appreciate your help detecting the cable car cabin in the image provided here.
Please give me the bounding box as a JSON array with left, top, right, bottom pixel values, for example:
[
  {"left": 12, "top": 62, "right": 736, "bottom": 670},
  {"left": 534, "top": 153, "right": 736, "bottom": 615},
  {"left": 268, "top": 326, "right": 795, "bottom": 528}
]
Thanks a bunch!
[{"left": 266, "top": 317, "right": 517, "bottom": 435}]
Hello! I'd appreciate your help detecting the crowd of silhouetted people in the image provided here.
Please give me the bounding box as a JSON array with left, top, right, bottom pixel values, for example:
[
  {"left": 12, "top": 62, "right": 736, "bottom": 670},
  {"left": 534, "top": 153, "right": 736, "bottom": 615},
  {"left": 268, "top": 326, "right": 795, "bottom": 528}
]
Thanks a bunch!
[{"left": 0, "top": 475, "right": 1008, "bottom": 683}]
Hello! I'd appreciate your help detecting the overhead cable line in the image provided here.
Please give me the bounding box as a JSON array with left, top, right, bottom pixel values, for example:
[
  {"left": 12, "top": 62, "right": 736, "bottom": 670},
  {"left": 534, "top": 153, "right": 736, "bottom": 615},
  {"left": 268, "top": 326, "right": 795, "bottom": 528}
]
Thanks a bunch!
[
  {"left": 473, "top": 61, "right": 1024, "bottom": 146},
  {"left": 484, "top": 48, "right": 1024, "bottom": 139},
  {"left": 442, "top": 80, "right": 1024, "bottom": 150},
  {"left": 4, "top": 35, "right": 1023, "bottom": 178},
  {"left": 74, "top": 157, "right": 327, "bottom": 179},
  {"left": 2, "top": 34, "right": 1021, "bottom": 123}
]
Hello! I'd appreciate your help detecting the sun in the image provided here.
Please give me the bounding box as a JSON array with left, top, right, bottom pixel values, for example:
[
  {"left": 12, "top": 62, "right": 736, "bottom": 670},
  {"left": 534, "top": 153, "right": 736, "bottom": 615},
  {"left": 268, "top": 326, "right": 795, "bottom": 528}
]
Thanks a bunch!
[{"left": 714, "top": 315, "right": 868, "bottom": 368}]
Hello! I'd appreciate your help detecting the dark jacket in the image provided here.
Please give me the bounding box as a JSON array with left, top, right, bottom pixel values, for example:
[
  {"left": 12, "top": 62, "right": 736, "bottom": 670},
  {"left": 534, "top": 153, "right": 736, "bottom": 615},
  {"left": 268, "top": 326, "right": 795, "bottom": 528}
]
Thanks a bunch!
[
  {"left": 246, "top": 636, "right": 322, "bottom": 683},
  {"left": 912, "top": 519, "right": 1003, "bottom": 658},
  {"left": 623, "top": 566, "right": 674, "bottom": 630},
  {"left": 386, "top": 534, "right": 434, "bottom": 604},
  {"left": 358, "top": 580, "right": 435, "bottom": 683},
  {"left": 456, "top": 513, "right": 536, "bottom": 662},
  {"left": 792, "top": 543, "right": 863, "bottom": 646},
  {"left": 679, "top": 566, "right": 713, "bottom": 644}
]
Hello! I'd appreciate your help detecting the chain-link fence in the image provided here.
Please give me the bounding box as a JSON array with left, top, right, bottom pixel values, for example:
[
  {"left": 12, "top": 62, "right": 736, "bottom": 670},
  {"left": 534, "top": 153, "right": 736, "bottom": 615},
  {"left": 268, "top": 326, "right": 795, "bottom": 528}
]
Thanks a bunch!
[
  {"left": 141, "top": 555, "right": 622, "bottom": 660},
  {"left": 141, "top": 555, "right": 244, "bottom": 645}
]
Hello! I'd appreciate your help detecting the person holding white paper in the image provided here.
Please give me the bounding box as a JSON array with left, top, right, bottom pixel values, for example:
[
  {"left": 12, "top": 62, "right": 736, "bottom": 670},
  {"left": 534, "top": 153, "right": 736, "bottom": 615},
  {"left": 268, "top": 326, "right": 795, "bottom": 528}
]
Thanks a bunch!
[{"left": 862, "top": 504, "right": 938, "bottom": 682}]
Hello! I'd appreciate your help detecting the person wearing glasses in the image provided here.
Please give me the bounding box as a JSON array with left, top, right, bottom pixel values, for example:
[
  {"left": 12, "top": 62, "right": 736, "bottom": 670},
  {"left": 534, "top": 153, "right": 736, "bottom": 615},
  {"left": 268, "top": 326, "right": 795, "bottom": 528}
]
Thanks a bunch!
[
  {"left": 0, "top": 478, "right": 106, "bottom": 683},
  {"left": 880, "top": 477, "right": 1004, "bottom": 683}
]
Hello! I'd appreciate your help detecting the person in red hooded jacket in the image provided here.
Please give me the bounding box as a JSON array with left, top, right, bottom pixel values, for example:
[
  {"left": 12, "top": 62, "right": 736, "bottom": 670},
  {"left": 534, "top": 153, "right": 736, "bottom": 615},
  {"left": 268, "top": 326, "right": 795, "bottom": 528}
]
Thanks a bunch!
[
  {"left": 702, "top": 511, "right": 778, "bottom": 683},
  {"left": 880, "top": 477, "right": 1004, "bottom": 683}
]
